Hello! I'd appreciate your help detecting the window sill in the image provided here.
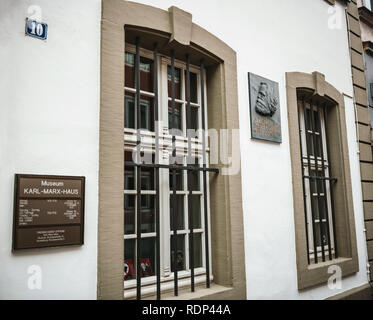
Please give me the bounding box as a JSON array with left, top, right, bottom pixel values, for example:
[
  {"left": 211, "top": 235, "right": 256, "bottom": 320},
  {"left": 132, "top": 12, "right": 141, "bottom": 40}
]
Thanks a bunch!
[
  {"left": 307, "top": 257, "right": 351, "bottom": 270},
  {"left": 141, "top": 282, "right": 233, "bottom": 300},
  {"left": 124, "top": 270, "right": 213, "bottom": 300},
  {"left": 298, "top": 257, "right": 359, "bottom": 290}
]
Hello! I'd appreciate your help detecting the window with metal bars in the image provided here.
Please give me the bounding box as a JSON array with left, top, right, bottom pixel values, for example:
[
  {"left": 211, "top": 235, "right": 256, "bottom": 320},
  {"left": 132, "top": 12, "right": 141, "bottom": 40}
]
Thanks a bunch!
[
  {"left": 298, "top": 94, "right": 338, "bottom": 264},
  {"left": 123, "top": 38, "right": 216, "bottom": 300}
]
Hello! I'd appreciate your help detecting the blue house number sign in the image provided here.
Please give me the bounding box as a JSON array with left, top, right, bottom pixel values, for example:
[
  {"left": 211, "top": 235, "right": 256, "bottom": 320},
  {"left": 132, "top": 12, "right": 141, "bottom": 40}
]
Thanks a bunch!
[{"left": 25, "top": 18, "right": 47, "bottom": 40}]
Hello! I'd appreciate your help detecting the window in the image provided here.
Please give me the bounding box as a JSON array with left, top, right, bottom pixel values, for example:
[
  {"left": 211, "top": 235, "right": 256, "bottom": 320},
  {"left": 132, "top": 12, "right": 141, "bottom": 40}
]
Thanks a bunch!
[
  {"left": 298, "top": 94, "right": 337, "bottom": 264},
  {"left": 123, "top": 40, "right": 212, "bottom": 300},
  {"left": 99, "top": 1, "right": 245, "bottom": 301},
  {"left": 286, "top": 71, "right": 359, "bottom": 290}
]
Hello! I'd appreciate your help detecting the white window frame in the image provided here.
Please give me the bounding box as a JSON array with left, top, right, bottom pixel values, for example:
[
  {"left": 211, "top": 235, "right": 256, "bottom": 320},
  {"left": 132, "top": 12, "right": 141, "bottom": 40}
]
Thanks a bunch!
[
  {"left": 299, "top": 102, "right": 335, "bottom": 261},
  {"left": 123, "top": 44, "right": 212, "bottom": 298}
]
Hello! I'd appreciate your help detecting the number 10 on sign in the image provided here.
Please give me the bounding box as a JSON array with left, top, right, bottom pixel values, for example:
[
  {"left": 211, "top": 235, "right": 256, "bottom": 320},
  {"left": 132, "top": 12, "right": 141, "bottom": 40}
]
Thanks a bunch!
[{"left": 25, "top": 18, "right": 47, "bottom": 40}]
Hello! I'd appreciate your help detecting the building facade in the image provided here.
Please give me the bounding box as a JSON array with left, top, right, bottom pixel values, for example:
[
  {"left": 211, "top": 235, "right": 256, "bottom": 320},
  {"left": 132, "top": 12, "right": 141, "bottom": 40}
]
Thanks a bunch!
[
  {"left": 0, "top": 0, "right": 372, "bottom": 300},
  {"left": 358, "top": 0, "right": 373, "bottom": 290}
]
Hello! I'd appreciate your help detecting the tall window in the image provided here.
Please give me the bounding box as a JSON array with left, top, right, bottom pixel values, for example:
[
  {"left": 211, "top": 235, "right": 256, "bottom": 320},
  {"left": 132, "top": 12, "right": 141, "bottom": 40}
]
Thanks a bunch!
[
  {"left": 298, "top": 94, "right": 337, "bottom": 264},
  {"left": 123, "top": 40, "right": 212, "bottom": 300}
]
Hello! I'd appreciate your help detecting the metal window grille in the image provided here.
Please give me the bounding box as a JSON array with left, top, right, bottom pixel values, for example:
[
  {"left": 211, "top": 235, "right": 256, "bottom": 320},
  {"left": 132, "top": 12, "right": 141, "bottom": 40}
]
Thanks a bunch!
[
  {"left": 298, "top": 95, "right": 338, "bottom": 264},
  {"left": 126, "top": 38, "right": 218, "bottom": 300}
]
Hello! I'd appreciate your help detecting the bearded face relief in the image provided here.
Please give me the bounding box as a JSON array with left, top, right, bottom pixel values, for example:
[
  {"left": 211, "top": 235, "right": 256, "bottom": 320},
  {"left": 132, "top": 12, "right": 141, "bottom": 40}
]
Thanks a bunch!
[
  {"left": 255, "top": 82, "right": 278, "bottom": 117},
  {"left": 249, "top": 72, "right": 281, "bottom": 142}
]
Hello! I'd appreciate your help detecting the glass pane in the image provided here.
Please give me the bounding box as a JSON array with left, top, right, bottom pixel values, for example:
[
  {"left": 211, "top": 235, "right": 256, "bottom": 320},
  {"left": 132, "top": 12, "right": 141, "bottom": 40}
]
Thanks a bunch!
[
  {"left": 309, "top": 170, "right": 317, "bottom": 195},
  {"left": 314, "top": 222, "right": 329, "bottom": 248},
  {"left": 169, "top": 170, "right": 183, "bottom": 191},
  {"left": 170, "top": 195, "right": 184, "bottom": 231},
  {"left": 189, "top": 158, "right": 200, "bottom": 191},
  {"left": 305, "top": 108, "right": 312, "bottom": 131},
  {"left": 141, "top": 195, "right": 155, "bottom": 233},
  {"left": 311, "top": 194, "right": 319, "bottom": 221},
  {"left": 125, "top": 94, "right": 135, "bottom": 129},
  {"left": 186, "top": 106, "right": 199, "bottom": 131},
  {"left": 318, "top": 196, "right": 327, "bottom": 221},
  {"left": 141, "top": 166, "right": 154, "bottom": 190},
  {"left": 125, "top": 95, "right": 154, "bottom": 131},
  {"left": 191, "top": 195, "right": 201, "bottom": 229},
  {"left": 305, "top": 107, "right": 322, "bottom": 158},
  {"left": 168, "top": 102, "right": 182, "bottom": 134},
  {"left": 193, "top": 233, "right": 203, "bottom": 268},
  {"left": 125, "top": 53, "right": 154, "bottom": 92},
  {"left": 306, "top": 132, "right": 314, "bottom": 157},
  {"left": 125, "top": 150, "right": 134, "bottom": 163},
  {"left": 315, "top": 134, "right": 322, "bottom": 158},
  {"left": 309, "top": 169, "right": 325, "bottom": 197},
  {"left": 125, "top": 152, "right": 154, "bottom": 190},
  {"left": 124, "top": 238, "right": 156, "bottom": 280},
  {"left": 124, "top": 195, "right": 136, "bottom": 235},
  {"left": 314, "top": 221, "right": 321, "bottom": 248},
  {"left": 140, "top": 96, "right": 154, "bottom": 131},
  {"left": 140, "top": 237, "right": 156, "bottom": 278},
  {"left": 313, "top": 109, "right": 321, "bottom": 133},
  {"left": 316, "top": 170, "right": 325, "bottom": 194},
  {"left": 125, "top": 52, "right": 135, "bottom": 88},
  {"left": 191, "top": 72, "right": 198, "bottom": 103},
  {"left": 125, "top": 164, "right": 135, "bottom": 190},
  {"left": 124, "top": 239, "right": 136, "bottom": 280},
  {"left": 140, "top": 56, "right": 153, "bottom": 93},
  {"left": 169, "top": 155, "right": 184, "bottom": 191},
  {"left": 184, "top": 70, "right": 198, "bottom": 103},
  {"left": 170, "top": 234, "right": 186, "bottom": 272},
  {"left": 168, "top": 65, "right": 181, "bottom": 99},
  {"left": 321, "top": 222, "right": 329, "bottom": 247}
]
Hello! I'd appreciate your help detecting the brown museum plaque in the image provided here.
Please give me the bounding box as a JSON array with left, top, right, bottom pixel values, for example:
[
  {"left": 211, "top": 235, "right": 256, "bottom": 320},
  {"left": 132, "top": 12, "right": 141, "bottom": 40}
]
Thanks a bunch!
[{"left": 12, "top": 174, "right": 85, "bottom": 251}]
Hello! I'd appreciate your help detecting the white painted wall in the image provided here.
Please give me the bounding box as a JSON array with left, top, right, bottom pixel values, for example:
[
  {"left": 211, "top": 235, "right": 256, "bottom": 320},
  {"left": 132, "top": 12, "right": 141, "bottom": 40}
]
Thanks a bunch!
[
  {"left": 132, "top": 0, "right": 370, "bottom": 299},
  {"left": 0, "top": 0, "right": 369, "bottom": 300},
  {"left": 0, "top": 0, "right": 101, "bottom": 299}
]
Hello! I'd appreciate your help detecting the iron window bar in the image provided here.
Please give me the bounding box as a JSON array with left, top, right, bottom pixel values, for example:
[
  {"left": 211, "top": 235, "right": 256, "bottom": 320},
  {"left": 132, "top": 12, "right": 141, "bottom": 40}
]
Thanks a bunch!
[
  {"left": 171, "top": 49, "right": 178, "bottom": 297},
  {"left": 186, "top": 54, "right": 195, "bottom": 292},
  {"left": 135, "top": 36, "right": 142, "bottom": 300},
  {"left": 323, "top": 103, "right": 338, "bottom": 259},
  {"left": 200, "top": 60, "right": 210, "bottom": 289},
  {"left": 299, "top": 96, "right": 338, "bottom": 264},
  {"left": 131, "top": 39, "right": 217, "bottom": 300},
  {"left": 302, "top": 97, "right": 319, "bottom": 263},
  {"left": 303, "top": 175, "right": 337, "bottom": 182},
  {"left": 153, "top": 43, "right": 161, "bottom": 300},
  {"left": 125, "top": 162, "right": 219, "bottom": 173},
  {"left": 311, "top": 103, "right": 333, "bottom": 261},
  {"left": 298, "top": 98, "right": 310, "bottom": 264}
]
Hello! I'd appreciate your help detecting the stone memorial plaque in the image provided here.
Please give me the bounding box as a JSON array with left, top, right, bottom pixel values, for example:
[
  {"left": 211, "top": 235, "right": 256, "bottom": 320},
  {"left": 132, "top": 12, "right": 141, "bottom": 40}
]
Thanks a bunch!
[
  {"left": 248, "top": 72, "right": 281, "bottom": 143},
  {"left": 12, "top": 174, "right": 85, "bottom": 251}
]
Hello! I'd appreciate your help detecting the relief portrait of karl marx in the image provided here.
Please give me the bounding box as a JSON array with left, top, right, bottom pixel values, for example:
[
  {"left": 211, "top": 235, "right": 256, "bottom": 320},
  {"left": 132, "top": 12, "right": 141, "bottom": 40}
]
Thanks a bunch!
[{"left": 254, "top": 82, "right": 278, "bottom": 117}]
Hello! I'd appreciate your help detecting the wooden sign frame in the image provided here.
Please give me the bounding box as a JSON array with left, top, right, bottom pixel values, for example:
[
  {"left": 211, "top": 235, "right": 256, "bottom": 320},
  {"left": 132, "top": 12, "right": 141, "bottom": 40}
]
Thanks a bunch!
[{"left": 12, "top": 174, "right": 85, "bottom": 251}]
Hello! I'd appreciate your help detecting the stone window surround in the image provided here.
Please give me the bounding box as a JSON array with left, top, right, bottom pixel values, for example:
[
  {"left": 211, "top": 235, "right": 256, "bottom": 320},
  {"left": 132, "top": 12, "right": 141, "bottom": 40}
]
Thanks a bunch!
[
  {"left": 286, "top": 71, "right": 359, "bottom": 290},
  {"left": 99, "top": 0, "right": 246, "bottom": 299}
]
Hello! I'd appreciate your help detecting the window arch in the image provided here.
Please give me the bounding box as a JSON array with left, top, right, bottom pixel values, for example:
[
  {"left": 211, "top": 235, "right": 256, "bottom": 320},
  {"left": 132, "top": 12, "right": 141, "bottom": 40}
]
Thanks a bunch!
[
  {"left": 99, "top": 0, "right": 245, "bottom": 300},
  {"left": 286, "top": 71, "right": 359, "bottom": 290}
]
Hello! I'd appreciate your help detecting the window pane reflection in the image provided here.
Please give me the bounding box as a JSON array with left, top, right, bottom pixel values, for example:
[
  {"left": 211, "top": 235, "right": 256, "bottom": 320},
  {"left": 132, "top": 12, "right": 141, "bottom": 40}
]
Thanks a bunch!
[
  {"left": 170, "top": 234, "right": 185, "bottom": 272},
  {"left": 193, "top": 233, "right": 203, "bottom": 268},
  {"left": 124, "top": 238, "right": 156, "bottom": 280},
  {"left": 170, "top": 195, "right": 184, "bottom": 231}
]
